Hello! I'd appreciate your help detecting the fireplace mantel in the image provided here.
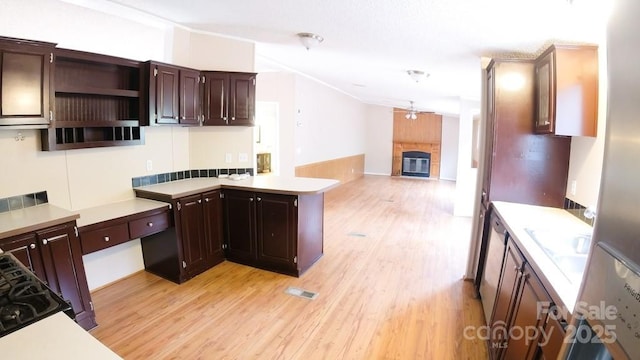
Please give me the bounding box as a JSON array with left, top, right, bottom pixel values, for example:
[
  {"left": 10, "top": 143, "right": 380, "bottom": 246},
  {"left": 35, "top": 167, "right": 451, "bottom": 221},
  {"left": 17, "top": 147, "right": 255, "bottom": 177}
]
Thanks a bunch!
[{"left": 392, "top": 142, "right": 440, "bottom": 178}]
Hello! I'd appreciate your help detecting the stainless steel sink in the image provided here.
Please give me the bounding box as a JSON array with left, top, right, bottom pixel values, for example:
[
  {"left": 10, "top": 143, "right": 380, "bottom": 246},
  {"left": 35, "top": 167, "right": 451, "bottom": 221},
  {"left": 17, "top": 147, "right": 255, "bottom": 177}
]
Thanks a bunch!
[{"left": 524, "top": 228, "right": 592, "bottom": 284}]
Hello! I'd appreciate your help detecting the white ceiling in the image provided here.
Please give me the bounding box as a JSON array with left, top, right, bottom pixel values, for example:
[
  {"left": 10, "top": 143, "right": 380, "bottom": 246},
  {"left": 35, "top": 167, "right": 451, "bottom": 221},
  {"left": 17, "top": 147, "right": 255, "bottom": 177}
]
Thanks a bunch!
[{"left": 79, "top": 0, "right": 608, "bottom": 115}]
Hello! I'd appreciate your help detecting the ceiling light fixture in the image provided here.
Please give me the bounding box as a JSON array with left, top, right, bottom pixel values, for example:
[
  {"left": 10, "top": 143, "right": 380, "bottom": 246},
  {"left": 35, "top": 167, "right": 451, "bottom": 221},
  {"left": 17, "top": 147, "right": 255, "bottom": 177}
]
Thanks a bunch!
[
  {"left": 407, "top": 70, "right": 429, "bottom": 83},
  {"left": 297, "top": 32, "right": 324, "bottom": 50}
]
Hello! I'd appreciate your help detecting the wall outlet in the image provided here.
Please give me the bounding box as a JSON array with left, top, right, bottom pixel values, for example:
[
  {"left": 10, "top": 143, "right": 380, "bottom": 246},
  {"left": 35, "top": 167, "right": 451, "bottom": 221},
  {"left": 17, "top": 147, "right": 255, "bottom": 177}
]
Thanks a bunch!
[
  {"left": 570, "top": 180, "right": 577, "bottom": 196},
  {"left": 238, "top": 153, "right": 248, "bottom": 162},
  {"left": 146, "top": 159, "right": 153, "bottom": 172},
  {"left": 225, "top": 153, "right": 233, "bottom": 163}
]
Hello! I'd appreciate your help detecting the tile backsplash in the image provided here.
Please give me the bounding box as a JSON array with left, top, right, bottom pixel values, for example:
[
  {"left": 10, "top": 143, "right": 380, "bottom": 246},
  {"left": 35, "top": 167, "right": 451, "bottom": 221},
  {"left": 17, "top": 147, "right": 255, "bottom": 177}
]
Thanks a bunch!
[
  {"left": 132, "top": 168, "right": 254, "bottom": 188},
  {"left": 0, "top": 191, "right": 48, "bottom": 213},
  {"left": 564, "top": 198, "right": 594, "bottom": 226}
]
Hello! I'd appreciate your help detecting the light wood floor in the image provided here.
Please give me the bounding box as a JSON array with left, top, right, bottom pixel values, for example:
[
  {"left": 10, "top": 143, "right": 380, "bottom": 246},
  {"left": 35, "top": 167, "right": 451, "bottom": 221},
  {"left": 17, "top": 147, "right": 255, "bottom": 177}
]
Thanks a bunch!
[{"left": 90, "top": 175, "right": 488, "bottom": 359}]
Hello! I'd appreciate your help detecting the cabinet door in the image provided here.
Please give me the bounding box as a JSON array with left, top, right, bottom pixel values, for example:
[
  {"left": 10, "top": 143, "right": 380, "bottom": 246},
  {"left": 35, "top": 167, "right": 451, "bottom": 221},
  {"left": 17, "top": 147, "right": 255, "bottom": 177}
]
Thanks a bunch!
[
  {"left": 202, "top": 72, "right": 229, "bottom": 125},
  {"left": 155, "top": 64, "right": 180, "bottom": 124},
  {"left": 534, "top": 51, "right": 554, "bottom": 134},
  {"left": 0, "top": 46, "right": 52, "bottom": 125},
  {"left": 0, "top": 232, "right": 46, "bottom": 280},
  {"left": 489, "top": 241, "right": 525, "bottom": 359},
  {"left": 223, "top": 190, "right": 256, "bottom": 263},
  {"left": 203, "top": 190, "right": 224, "bottom": 267},
  {"left": 179, "top": 69, "right": 201, "bottom": 125},
  {"left": 228, "top": 73, "right": 255, "bottom": 126},
  {"left": 176, "top": 194, "right": 207, "bottom": 276},
  {"left": 256, "top": 193, "right": 297, "bottom": 271},
  {"left": 502, "top": 264, "right": 551, "bottom": 360},
  {"left": 36, "top": 222, "right": 95, "bottom": 330},
  {"left": 538, "top": 314, "right": 566, "bottom": 359}
]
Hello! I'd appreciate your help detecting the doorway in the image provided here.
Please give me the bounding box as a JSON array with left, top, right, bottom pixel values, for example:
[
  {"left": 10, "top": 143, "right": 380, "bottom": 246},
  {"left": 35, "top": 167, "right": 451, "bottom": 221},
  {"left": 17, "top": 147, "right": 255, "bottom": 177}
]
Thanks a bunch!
[{"left": 255, "top": 101, "right": 279, "bottom": 175}]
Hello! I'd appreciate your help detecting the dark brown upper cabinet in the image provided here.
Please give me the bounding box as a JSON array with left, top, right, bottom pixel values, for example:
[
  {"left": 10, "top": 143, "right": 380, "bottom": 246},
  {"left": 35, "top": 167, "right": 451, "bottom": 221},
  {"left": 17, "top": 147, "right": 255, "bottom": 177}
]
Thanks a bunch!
[
  {"left": 202, "top": 71, "right": 256, "bottom": 126},
  {"left": 482, "top": 59, "right": 571, "bottom": 208},
  {"left": 0, "top": 36, "right": 55, "bottom": 128},
  {"left": 41, "top": 48, "right": 144, "bottom": 151},
  {"left": 534, "top": 45, "right": 599, "bottom": 137},
  {"left": 146, "top": 62, "right": 202, "bottom": 126}
]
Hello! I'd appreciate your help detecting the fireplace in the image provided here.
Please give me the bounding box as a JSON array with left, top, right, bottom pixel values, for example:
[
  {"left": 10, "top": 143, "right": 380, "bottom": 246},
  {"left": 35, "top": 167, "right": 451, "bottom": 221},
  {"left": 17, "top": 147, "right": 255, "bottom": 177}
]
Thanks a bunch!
[{"left": 402, "top": 151, "right": 430, "bottom": 177}]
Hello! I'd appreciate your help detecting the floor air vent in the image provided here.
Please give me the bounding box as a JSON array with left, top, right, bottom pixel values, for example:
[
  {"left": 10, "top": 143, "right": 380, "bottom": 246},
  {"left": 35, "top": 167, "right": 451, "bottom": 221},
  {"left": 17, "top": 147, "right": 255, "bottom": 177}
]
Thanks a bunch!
[
  {"left": 285, "top": 286, "right": 318, "bottom": 300},
  {"left": 347, "top": 232, "right": 367, "bottom": 237}
]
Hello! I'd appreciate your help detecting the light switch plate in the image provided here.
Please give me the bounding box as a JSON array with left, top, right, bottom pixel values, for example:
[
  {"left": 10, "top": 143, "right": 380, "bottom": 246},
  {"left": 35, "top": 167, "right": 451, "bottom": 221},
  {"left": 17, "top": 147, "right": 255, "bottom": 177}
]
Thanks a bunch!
[
  {"left": 225, "top": 153, "right": 233, "bottom": 163},
  {"left": 238, "top": 153, "right": 248, "bottom": 162}
]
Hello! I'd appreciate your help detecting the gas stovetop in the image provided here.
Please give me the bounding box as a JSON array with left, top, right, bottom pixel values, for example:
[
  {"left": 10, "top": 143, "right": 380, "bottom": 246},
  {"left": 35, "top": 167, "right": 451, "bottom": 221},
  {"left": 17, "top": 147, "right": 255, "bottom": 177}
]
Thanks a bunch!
[{"left": 0, "top": 253, "right": 74, "bottom": 337}]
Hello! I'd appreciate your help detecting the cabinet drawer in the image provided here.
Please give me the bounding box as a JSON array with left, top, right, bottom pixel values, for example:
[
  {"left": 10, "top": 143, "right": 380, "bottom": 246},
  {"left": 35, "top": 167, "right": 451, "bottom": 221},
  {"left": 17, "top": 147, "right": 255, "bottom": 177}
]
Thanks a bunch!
[
  {"left": 129, "top": 211, "right": 170, "bottom": 239},
  {"left": 81, "top": 223, "right": 129, "bottom": 254}
]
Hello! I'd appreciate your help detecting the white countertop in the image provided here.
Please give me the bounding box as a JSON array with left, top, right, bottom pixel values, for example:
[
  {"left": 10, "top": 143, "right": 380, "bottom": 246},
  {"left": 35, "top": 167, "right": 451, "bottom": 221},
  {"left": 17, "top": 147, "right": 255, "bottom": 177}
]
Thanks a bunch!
[
  {"left": 0, "top": 312, "right": 121, "bottom": 359},
  {"left": 491, "top": 201, "right": 593, "bottom": 316},
  {"left": 0, "top": 204, "right": 79, "bottom": 240},
  {"left": 134, "top": 176, "right": 340, "bottom": 199},
  {"left": 76, "top": 198, "right": 170, "bottom": 228}
]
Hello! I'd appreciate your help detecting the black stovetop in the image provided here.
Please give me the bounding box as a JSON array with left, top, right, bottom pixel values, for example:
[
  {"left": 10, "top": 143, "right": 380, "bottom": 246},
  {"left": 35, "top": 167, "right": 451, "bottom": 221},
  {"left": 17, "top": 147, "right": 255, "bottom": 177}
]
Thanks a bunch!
[{"left": 0, "top": 253, "right": 74, "bottom": 337}]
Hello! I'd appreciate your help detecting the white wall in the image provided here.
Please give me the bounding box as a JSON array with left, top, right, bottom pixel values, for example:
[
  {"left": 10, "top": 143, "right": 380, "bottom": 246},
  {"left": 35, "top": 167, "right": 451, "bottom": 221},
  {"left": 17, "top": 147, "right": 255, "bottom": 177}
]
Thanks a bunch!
[
  {"left": 565, "top": 44, "right": 608, "bottom": 209},
  {"left": 293, "top": 76, "right": 367, "bottom": 165},
  {"left": 364, "top": 105, "right": 394, "bottom": 175},
  {"left": 0, "top": 0, "right": 256, "bottom": 290},
  {"left": 255, "top": 72, "right": 297, "bottom": 176},
  {"left": 440, "top": 115, "right": 460, "bottom": 181},
  {"left": 453, "top": 99, "right": 480, "bottom": 217}
]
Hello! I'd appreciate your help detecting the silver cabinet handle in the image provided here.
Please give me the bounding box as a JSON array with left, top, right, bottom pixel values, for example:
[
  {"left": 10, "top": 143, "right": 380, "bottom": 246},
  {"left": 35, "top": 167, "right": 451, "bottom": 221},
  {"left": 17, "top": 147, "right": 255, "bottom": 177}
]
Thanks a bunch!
[
  {"left": 257, "top": 197, "right": 262, "bottom": 201},
  {"left": 181, "top": 116, "right": 185, "bottom": 120},
  {"left": 42, "top": 239, "right": 48, "bottom": 245},
  {"left": 147, "top": 222, "right": 154, "bottom": 227},
  {"left": 198, "top": 199, "right": 202, "bottom": 204},
  {"left": 205, "top": 198, "right": 210, "bottom": 202},
  {"left": 104, "top": 236, "right": 110, "bottom": 242},
  {"left": 175, "top": 116, "right": 179, "bottom": 120},
  {"left": 250, "top": 197, "right": 254, "bottom": 202},
  {"left": 231, "top": 117, "right": 235, "bottom": 121},
  {"left": 30, "top": 243, "right": 36, "bottom": 249}
]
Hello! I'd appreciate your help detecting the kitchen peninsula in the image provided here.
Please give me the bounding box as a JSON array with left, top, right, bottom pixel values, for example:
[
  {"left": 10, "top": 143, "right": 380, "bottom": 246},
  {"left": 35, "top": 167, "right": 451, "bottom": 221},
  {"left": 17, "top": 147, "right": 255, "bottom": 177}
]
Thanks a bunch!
[{"left": 134, "top": 176, "right": 339, "bottom": 283}]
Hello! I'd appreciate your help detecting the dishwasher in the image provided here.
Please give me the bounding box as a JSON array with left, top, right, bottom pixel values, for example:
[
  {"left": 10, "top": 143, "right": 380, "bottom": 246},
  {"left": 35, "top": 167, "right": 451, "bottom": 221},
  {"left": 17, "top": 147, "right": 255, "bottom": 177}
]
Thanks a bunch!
[{"left": 478, "top": 211, "right": 508, "bottom": 325}]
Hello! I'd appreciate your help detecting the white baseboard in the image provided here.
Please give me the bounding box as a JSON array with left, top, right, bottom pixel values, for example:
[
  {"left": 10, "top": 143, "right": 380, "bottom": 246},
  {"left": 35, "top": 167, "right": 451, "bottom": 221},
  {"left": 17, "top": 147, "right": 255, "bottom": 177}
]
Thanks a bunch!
[{"left": 364, "top": 172, "right": 391, "bottom": 176}]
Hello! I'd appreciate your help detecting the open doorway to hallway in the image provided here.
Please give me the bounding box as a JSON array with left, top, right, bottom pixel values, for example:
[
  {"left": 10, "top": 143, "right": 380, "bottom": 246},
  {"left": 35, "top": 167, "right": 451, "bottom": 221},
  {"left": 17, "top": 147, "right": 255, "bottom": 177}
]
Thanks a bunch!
[{"left": 255, "top": 101, "right": 280, "bottom": 175}]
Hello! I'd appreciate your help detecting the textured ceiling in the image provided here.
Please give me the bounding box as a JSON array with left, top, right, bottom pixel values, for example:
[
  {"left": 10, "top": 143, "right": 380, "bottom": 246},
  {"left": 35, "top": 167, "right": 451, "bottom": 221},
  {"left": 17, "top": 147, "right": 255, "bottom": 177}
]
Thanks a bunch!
[{"left": 86, "top": 0, "right": 608, "bottom": 114}]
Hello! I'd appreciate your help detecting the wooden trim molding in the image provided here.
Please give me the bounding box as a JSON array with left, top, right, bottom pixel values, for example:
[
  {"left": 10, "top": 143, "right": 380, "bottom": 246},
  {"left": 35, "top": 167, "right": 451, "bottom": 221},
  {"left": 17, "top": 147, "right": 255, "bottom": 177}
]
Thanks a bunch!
[
  {"left": 295, "top": 154, "right": 364, "bottom": 184},
  {"left": 392, "top": 142, "right": 441, "bottom": 178}
]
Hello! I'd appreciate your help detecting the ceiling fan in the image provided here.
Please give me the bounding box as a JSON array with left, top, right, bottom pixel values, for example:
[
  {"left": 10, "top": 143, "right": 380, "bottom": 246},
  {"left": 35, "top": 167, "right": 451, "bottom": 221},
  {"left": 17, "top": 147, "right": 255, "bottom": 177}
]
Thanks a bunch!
[{"left": 393, "top": 101, "right": 433, "bottom": 120}]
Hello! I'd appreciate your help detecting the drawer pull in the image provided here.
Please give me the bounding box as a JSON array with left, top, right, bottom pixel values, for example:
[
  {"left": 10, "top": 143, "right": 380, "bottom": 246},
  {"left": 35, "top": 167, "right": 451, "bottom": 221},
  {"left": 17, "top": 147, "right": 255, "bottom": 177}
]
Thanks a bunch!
[
  {"left": 104, "top": 236, "right": 110, "bottom": 242},
  {"left": 147, "top": 222, "right": 153, "bottom": 227},
  {"left": 30, "top": 243, "right": 36, "bottom": 249}
]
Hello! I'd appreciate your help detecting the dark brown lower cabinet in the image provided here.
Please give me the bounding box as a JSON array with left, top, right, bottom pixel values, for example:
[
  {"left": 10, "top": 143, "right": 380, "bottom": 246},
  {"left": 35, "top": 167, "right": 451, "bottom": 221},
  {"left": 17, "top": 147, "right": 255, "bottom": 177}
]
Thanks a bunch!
[
  {"left": 137, "top": 188, "right": 323, "bottom": 281},
  {"left": 488, "top": 237, "right": 566, "bottom": 360},
  {"left": 490, "top": 240, "right": 525, "bottom": 359},
  {"left": 0, "top": 221, "right": 96, "bottom": 330},
  {"left": 501, "top": 263, "right": 551, "bottom": 360},
  {"left": 140, "top": 190, "right": 223, "bottom": 283},
  {"left": 223, "top": 189, "right": 323, "bottom": 276}
]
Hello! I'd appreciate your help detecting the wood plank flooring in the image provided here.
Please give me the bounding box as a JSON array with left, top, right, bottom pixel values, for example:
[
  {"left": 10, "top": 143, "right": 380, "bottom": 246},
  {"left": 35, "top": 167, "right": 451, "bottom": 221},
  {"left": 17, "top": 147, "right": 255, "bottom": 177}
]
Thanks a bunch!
[{"left": 90, "top": 175, "right": 488, "bottom": 359}]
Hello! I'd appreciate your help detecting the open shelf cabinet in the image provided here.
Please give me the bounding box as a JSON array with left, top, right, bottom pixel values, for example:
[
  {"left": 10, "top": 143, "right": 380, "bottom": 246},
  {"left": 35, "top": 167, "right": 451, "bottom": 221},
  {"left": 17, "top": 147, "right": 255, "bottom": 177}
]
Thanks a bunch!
[{"left": 41, "top": 48, "right": 145, "bottom": 151}]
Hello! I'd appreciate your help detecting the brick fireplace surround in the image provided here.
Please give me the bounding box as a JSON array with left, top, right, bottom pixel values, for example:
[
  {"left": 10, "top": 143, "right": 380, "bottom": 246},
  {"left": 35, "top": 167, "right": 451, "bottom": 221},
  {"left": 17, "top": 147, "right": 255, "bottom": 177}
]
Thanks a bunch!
[{"left": 392, "top": 142, "right": 441, "bottom": 178}]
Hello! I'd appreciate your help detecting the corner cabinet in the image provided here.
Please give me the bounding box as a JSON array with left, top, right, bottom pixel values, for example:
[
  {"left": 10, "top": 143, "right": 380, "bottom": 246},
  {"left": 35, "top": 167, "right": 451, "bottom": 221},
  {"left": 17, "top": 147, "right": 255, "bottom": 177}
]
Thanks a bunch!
[
  {"left": 138, "top": 190, "right": 224, "bottom": 283},
  {"left": 202, "top": 72, "right": 256, "bottom": 126},
  {"left": 534, "top": 45, "right": 598, "bottom": 137},
  {"left": 0, "top": 221, "right": 96, "bottom": 331},
  {"left": 0, "top": 36, "right": 55, "bottom": 127},
  {"left": 146, "top": 62, "right": 202, "bottom": 126},
  {"left": 223, "top": 189, "right": 323, "bottom": 276}
]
